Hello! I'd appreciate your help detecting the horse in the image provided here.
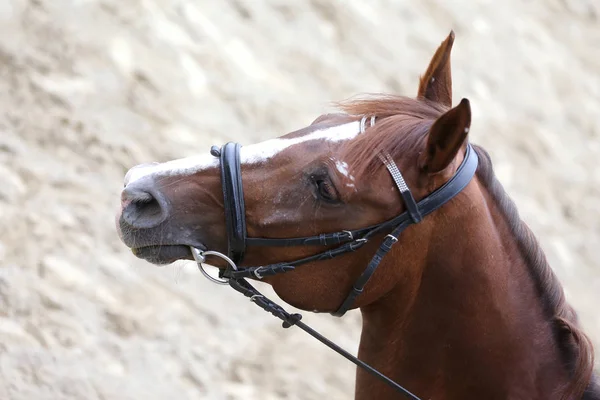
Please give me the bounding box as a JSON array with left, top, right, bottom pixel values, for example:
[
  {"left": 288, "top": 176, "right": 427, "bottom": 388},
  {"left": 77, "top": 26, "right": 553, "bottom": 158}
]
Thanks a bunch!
[{"left": 115, "top": 31, "right": 599, "bottom": 399}]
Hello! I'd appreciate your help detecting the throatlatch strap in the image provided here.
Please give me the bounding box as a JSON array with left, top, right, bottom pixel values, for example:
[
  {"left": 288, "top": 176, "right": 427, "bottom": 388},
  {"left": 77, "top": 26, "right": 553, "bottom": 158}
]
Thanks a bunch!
[
  {"left": 330, "top": 154, "right": 421, "bottom": 317},
  {"left": 332, "top": 222, "right": 410, "bottom": 317}
]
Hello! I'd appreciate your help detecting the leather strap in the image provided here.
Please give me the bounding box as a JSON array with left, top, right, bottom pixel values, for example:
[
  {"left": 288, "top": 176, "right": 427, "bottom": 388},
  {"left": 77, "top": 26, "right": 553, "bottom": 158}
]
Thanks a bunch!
[
  {"left": 228, "top": 277, "right": 422, "bottom": 400},
  {"left": 332, "top": 223, "right": 410, "bottom": 316},
  {"left": 220, "top": 142, "right": 247, "bottom": 264},
  {"left": 246, "top": 230, "right": 354, "bottom": 247},
  {"left": 332, "top": 145, "right": 478, "bottom": 316},
  {"left": 223, "top": 238, "right": 369, "bottom": 280}
]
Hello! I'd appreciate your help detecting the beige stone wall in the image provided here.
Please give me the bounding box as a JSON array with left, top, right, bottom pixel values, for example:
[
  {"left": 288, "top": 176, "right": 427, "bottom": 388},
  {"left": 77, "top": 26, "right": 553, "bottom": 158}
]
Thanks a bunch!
[{"left": 0, "top": 1, "right": 598, "bottom": 398}]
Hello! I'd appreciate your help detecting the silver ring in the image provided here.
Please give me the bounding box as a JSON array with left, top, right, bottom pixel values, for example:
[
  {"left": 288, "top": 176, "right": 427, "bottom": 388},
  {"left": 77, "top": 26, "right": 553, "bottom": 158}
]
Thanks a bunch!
[{"left": 190, "top": 247, "right": 237, "bottom": 285}]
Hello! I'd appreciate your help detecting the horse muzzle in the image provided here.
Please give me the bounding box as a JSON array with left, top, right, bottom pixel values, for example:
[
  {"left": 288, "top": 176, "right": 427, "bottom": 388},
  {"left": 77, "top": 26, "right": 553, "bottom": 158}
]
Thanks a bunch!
[{"left": 116, "top": 171, "right": 208, "bottom": 264}]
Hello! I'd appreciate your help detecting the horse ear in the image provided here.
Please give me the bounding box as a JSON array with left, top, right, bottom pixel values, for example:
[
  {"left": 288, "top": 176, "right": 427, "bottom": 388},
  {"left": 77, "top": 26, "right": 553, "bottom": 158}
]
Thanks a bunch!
[
  {"left": 417, "top": 31, "right": 455, "bottom": 107},
  {"left": 420, "top": 98, "right": 471, "bottom": 174}
]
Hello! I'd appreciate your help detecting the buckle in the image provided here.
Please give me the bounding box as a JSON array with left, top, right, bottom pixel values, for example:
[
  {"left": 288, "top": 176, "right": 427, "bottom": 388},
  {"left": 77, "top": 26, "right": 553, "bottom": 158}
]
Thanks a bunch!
[
  {"left": 385, "top": 234, "right": 398, "bottom": 243},
  {"left": 350, "top": 238, "right": 368, "bottom": 250},
  {"left": 253, "top": 266, "right": 265, "bottom": 280},
  {"left": 249, "top": 294, "right": 264, "bottom": 302}
]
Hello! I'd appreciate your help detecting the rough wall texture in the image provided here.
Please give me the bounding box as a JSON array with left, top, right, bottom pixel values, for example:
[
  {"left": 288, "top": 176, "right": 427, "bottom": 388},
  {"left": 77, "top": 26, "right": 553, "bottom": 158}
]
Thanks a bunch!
[{"left": 0, "top": 0, "right": 598, "bottom": 399}]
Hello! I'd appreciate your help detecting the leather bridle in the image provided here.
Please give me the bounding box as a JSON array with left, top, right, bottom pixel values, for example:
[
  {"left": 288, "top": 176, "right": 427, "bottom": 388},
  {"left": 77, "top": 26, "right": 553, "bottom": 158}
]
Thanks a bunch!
[{"left": 191, "top": 120, "right": 479, "bottom": 399}]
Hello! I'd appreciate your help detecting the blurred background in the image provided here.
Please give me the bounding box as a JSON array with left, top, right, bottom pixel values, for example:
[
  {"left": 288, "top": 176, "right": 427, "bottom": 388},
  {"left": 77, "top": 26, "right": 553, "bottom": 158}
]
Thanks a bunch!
[{"left": 0, "top": 0, "right": 598, "bottom": 399}]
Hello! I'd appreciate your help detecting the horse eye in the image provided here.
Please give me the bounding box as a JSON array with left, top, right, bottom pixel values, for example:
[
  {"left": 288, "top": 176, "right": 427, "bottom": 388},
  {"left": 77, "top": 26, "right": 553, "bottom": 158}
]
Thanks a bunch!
[{"left": 315, "top": 179, "right": 338, "bottom": 202}]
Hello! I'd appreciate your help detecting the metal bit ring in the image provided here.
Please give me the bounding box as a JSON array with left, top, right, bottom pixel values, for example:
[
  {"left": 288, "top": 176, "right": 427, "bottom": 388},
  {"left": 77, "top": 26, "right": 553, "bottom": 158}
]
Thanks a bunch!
[{"left": 190, "top": 247, "right": 237, "bottom": 285}]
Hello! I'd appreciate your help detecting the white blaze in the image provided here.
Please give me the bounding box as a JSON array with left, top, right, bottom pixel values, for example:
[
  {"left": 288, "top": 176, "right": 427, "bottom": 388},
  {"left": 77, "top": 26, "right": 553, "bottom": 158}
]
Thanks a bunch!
[
  {"left": 124, "top": 154, "right": 219, "bottom": 184},
  {"left": 124, "top": 121, "right": 360, "bottom": 185},
  {"left": 239, "top": 121, "right": 360, "bottom": 164}
]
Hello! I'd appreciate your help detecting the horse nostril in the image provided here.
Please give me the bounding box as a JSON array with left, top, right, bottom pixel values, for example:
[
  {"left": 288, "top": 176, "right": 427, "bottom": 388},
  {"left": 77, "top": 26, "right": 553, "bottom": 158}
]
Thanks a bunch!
[
  {"left": 121, "top": 178, "right": 168, "bottom": 229},
  {"left": 122, "top": 189, "right": 152, "bottom": 203}
]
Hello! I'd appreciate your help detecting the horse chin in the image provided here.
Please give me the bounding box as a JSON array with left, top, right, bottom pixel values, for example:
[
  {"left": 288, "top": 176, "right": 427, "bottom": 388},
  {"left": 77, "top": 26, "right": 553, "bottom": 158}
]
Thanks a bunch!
[{"left": 131, "top": 245, "right": 195, "bottom": 265}]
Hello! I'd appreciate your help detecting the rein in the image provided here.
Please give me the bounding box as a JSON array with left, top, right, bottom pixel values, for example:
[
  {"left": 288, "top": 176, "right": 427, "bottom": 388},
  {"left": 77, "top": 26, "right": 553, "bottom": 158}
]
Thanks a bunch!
[{"left": 192, "top": 119, "right": 479, "bottom": 399}]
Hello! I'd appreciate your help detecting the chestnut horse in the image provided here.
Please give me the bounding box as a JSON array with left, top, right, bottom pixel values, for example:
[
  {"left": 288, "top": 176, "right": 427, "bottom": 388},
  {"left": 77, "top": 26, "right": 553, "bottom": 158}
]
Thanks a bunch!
[{"left": 116, "top": 32, "right": 599, "bottom": 399}]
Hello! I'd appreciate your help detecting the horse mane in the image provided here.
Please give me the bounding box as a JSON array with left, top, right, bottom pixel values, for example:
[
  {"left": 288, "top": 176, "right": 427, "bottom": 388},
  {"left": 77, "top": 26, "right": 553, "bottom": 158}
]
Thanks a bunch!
[
  {"left": 337, "top": 94, "right": 447, "bottom": 178},
  {"left": 338, "top": 94, "right": 596, "bottom": 399},
  {"left": 474, "top": 146, "right": 595, "bottom": 399}
]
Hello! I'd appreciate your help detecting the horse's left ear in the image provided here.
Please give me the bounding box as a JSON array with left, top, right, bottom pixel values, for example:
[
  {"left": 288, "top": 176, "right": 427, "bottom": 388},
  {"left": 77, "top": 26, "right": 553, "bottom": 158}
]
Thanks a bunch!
[
  {"left": 417, "top": 30, "right": 455, "bottom": 108},
  {"left": 420, "top": 98, "right": 471, "bottom": 174}
]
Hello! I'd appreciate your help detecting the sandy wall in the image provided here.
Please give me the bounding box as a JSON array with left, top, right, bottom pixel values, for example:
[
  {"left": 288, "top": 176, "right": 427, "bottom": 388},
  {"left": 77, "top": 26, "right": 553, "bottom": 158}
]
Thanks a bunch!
[{"left": 0, "top": 1, "right": 598, "bottom": 399}]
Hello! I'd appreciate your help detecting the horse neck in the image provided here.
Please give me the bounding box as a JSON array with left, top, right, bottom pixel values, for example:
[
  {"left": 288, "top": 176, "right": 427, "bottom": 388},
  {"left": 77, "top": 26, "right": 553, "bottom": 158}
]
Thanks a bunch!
[{"left": 355, "top": 180, "right": 572, "bottom": 400}]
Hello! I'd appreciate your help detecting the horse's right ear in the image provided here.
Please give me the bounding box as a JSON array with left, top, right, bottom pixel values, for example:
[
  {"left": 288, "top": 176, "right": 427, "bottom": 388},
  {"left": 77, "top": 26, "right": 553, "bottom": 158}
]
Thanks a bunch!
[
  {"left": 419, "top": 98, "right": 471, "bottom": 174},
  {"left": 417, "top": 31, "right": 455, "bottom": 108}
]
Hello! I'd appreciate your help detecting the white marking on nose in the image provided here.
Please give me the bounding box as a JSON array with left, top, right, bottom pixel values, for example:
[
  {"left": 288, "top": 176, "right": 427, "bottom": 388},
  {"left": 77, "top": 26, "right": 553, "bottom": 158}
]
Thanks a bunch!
[
  {"left": 123, "top": 121, "right": 361, "bottom": 185},
  {"left": 124, "top": 153, "right": 219, "bottom": 185},
  {"left": 240, "top": 121, "right": 361, "bottom": 164}
]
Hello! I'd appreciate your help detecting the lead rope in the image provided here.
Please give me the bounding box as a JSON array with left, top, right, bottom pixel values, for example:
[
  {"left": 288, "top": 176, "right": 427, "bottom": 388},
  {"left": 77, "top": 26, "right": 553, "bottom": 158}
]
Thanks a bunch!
[{"left": 191, "top": 249, "right": 422, "bottom": 400}]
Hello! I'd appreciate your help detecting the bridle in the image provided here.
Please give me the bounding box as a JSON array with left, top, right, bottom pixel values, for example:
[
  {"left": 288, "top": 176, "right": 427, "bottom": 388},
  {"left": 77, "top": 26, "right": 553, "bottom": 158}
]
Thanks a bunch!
[{"left": 190, "top": 117, "right": 479, "bottom": 400}]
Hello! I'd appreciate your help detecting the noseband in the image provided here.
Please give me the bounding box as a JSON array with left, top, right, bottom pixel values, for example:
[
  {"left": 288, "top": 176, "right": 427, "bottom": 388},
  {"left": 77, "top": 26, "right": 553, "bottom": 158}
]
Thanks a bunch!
[
  {"left": 215, "top": 142, "right": 247, "bottom": 263},
  {"left": 194, "top": 120, "right": 479, "bottom": 399}
]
